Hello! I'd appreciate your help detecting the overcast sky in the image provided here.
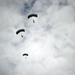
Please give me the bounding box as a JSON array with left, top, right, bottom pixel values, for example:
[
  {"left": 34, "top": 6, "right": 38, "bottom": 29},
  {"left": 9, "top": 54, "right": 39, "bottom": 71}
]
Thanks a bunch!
[{"left": 0, "top": 0, "right": 75, "bottom": 75}]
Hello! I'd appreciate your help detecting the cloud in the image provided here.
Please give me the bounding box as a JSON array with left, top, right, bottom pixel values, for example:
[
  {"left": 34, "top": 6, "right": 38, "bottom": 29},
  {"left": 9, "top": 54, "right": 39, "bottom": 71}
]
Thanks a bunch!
[{"left": 0, "top": 0, "right": 75, "bottom": 75}]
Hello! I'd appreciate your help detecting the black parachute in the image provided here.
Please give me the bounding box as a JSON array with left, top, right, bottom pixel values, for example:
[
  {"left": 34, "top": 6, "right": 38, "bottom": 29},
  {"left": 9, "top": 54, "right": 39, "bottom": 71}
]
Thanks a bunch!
[
  {"left": 16, "top": 29, "right": 25, "bottom": 35},
  {"left": 23, "top": 53, "right": 28, "bottom": 56},
  {"left": 16, "top": 29, "right": 25, "bottom": 37},
  {"left": 28, "top": 14, "right": 38, "bottom": 23},
  {"left": 23, "top": 53, "right": 28, "bottom": 58},
  {"left": 28, "top": 14, "right": 38, "bottom": 19}
]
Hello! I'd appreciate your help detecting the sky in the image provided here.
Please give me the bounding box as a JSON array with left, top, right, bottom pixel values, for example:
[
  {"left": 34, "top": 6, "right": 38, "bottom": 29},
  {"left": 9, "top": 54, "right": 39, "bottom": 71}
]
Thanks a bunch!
[{"left": 0, "top": 0, "right": 75, "bottom": 75}]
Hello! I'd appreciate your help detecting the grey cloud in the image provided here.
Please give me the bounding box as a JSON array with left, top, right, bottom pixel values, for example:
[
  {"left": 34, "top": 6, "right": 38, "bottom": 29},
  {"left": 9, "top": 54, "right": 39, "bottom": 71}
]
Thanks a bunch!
[{"left": 21, "top": 0, "right": 36, "bottom": 14}]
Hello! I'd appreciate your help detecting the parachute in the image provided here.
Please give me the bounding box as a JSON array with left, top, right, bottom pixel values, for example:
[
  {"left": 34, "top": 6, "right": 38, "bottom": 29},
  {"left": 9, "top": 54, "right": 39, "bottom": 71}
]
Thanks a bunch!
[
  {"left": 23, "top": 53, "right": 28, "bottom": 58},
  {"left": 16, "top": 29, "right": 25, "bottom": 37},
  {"left": 28, "top": 14, "right": 38, "bottom": 23},
  {"left": 16, "top": 29, "right": 25, "bottom": 35},
  {"left": 28, "top": 14, "right": 38, "bottom": 19},
  {"left": 23, "top": 53, "right": 28, "bottom": 56}
]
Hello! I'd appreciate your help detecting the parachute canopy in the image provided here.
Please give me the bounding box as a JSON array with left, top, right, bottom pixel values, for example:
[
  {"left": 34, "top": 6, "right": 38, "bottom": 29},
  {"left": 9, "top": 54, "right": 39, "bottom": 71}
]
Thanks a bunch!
[
  {"left": 23, "top": 53, "right": 28, "bottom": 56},
  {"left": 28, "top": 14, "right": 38, "bottom": 19},
  {"left": 16, "top": 29, "right": 25, "bottom": 35}
]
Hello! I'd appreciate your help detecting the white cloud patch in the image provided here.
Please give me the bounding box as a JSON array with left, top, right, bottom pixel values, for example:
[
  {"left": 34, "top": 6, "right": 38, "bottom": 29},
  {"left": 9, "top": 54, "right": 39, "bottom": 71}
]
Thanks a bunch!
[{"left": 0, "top": 0, "right": 75, "bottom": 75}]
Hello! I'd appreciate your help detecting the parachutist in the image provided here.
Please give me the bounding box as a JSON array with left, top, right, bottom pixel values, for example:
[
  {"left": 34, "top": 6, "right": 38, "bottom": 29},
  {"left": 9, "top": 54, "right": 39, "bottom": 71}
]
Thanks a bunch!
[
  {"left": 33, "top": 20, "right": 35, "bottom": 23},
  {"left": 21, "top": 35, "right": 23, "bottom": 37},
  {"left": 28, "top": 14, "right": 38, "bottom": 23},
  {"left": 23, "top": 53, "right": 28, "bottom": 58},
  {"left": 16, "top": 29, "right": 25, "bottom": 38}
]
